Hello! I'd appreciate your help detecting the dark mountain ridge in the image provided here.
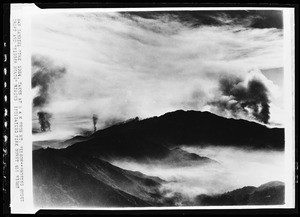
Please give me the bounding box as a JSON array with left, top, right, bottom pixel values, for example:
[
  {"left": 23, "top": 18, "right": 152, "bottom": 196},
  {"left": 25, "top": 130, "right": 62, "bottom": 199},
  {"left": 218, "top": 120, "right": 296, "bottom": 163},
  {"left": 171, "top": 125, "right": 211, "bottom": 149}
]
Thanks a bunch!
[
  {"left": 195, "top": 181, "right": 285, "bottom": 206},
  {"left": 64, "top": 110, "right": 284, "bottom": 161}
]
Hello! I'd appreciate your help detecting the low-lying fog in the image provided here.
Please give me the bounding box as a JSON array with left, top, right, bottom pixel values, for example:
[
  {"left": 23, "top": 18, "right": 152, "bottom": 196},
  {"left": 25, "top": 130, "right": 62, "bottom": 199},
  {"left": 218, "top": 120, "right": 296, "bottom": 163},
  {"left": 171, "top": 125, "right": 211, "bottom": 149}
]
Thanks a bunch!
[{"left": 111, "top": 146, "right": 285, "bottom": 199}]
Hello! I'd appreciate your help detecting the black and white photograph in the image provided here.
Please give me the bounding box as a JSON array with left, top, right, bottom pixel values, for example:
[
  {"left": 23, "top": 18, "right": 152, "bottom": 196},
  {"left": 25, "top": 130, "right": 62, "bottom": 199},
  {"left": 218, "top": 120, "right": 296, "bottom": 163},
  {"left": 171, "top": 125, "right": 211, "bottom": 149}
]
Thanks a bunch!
[{"left": 8, "top": 5, "right": 296, "bottom": 211}]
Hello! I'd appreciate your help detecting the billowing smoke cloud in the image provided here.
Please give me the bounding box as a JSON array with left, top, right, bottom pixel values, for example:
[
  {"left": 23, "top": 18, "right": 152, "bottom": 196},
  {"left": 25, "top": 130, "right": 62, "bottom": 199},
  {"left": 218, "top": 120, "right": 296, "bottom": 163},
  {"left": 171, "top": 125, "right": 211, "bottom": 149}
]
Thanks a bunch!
[
  {"left": 32, "top": 55, "right": 67, "bottom": 132},
  {"left": 32, "top": 55, "right": 67, "bottom": 108},
  {"left": 207, "top": 71, "right": 271, "bottom": 124},
  {"left": 37, "top": 111, "right": 52, "bottom": 132}
]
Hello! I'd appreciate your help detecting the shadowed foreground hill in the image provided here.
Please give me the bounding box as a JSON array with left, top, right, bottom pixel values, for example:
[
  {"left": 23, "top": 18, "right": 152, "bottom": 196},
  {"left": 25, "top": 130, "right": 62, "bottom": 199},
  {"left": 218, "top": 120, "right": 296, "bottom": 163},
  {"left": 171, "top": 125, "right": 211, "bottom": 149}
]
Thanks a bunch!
[
  {"left": 33, "top": 147, "right": 285, "bottom": 207},
  {"left": 65, "top": 110, "right": 284, "bottom": 161},
  {"left": 33, "top": 148, "right": 167, "bottom": 207}
]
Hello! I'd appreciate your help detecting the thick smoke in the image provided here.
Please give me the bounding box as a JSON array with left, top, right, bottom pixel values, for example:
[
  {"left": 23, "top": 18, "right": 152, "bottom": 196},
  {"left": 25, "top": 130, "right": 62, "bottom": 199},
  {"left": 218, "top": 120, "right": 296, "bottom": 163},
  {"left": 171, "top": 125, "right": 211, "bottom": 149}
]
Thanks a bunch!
[
  {"left": 32, "top": 55, "right": 67, "bottom": 132},
  {"left": 92, "top": 114, "right": 98, "bottom": 133},
  {"left": 208, "top": 73, "right": 270, "bottom": 124},
  {"left": 32, "top": 55, "right": 67, "bottom": 108},
  {"left": 37, "top": 111, "right": 52, "bottom": 132}
]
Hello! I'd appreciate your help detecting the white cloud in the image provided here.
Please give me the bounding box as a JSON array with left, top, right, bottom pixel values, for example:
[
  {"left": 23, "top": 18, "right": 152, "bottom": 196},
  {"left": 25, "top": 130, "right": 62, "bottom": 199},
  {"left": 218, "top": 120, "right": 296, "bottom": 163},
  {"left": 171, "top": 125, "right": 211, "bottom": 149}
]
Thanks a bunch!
[
  {"left": 31, "top": 11, "right": 284, "bottom": 136},
  {"left": 111, "top": 146, "right": 285, "bottom": 199}
]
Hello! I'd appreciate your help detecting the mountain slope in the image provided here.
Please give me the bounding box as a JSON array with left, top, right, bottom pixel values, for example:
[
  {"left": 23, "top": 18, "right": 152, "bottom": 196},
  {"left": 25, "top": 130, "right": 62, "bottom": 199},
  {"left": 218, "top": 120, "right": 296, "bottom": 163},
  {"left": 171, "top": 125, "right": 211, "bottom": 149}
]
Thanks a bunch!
[
  {"left": 33, "top": 110, "right": 285, "bottom": 207},
  {"left": 195, "top": 181, "right": 285, "bottom": 206},
  {"left": 65, "top": 110, "right": 284, "bottom": 161},
  {"left": 33, "top": 135, "right": 90, "bottom": 150},
  {"left": 33, "top": 148, "right": 166, "bottom": 207}
]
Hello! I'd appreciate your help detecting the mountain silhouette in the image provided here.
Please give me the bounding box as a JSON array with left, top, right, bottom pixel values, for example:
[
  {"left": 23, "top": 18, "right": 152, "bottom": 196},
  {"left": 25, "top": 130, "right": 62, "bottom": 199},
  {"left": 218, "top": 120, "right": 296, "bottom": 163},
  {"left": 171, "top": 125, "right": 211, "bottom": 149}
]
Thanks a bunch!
[
  {"left": 195, "top": 181, "right": 285, "bottom": 205},
  {"left": 65, "top": 110, "right": 284, "bottom": 161}
]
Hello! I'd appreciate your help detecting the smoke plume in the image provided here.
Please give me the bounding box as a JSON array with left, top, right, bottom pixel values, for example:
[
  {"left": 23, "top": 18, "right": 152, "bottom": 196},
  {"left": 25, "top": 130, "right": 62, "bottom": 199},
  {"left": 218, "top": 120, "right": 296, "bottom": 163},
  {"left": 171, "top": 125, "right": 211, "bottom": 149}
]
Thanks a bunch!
[
  {"left": 32, "top": 55, "right": 67, "bottom": 108},
  {"left": 92, "top": 114, "right": 98, "bottom": 133},
  {"left": 37, "top": 111, "right": 52, "bottom": 132},
  {"left": 208, "top": 73, "right": 270, "bottom": 124}
]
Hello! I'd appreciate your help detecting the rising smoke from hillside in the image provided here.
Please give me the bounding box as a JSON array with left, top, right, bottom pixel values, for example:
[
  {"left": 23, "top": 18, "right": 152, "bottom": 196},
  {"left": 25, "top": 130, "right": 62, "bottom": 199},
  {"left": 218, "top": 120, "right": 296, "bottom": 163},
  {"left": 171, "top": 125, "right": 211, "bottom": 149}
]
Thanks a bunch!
[
  {"left": 32, "top": 55, "right": 67, "bottom": 132},
  {"left": 206, "top": 70, "right": 272, "bottom": 124}
]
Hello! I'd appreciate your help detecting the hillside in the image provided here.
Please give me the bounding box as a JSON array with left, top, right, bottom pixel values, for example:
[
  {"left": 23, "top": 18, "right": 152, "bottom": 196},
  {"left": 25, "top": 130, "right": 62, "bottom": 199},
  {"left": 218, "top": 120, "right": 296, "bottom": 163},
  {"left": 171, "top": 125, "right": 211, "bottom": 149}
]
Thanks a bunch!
[
  {"left": 65, "top": 110, "right": 284, "bottom": 161},
  {"left": 195, "top": 181, "right": 285, "bottom": 206},
  {"left": 33, "top": 148, "right": 167, "bottom": 207},
  {"left": 33, "top": 110, "right": 285, "bottom": 207}
]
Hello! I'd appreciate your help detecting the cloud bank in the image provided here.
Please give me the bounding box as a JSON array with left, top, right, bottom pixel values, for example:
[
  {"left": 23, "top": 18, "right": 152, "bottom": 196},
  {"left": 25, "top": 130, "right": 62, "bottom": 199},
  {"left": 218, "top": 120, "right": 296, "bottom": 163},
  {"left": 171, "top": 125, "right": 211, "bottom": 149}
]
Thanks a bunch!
[
  {"left": 111, "top": 146, "right": 285, "bottom": 200},
  {"left": 31, "top": 10, "right": 284, "bottom": 135}
]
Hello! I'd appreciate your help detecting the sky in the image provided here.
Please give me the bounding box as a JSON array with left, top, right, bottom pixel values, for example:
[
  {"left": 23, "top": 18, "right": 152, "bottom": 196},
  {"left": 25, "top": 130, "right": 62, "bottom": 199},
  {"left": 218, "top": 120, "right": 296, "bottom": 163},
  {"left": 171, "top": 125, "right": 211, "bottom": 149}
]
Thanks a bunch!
[{"left": 31, "top": 10, "right": 285, "bottom": 139}]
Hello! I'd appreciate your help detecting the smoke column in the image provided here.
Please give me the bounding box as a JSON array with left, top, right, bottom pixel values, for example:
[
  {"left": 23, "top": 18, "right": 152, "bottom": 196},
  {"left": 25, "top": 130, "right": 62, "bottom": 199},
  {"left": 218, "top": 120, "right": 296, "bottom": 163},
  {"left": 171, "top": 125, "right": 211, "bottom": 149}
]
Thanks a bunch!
[
  {"left": 93, "top": 114, "right": 98, "bottom": 133},
  {"left": 32, "top": 55, "right": 66, "bottom": 108},
  {"left": 37, "top": 111, "right": 52, "bottom": 132},
  {"left": 32, "top": 55, "right": 67, "bottom": 131},
  {"left": 208, "top": 74, "right": 270, "bottom": 124}
]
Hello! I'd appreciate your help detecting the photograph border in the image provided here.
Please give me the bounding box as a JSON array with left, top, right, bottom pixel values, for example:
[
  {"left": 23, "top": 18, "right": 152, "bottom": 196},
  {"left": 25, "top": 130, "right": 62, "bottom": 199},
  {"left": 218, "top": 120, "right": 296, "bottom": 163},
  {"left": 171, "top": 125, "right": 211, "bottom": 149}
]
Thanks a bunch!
[{"left": 3, "top": 1, "right": 299, "bottom": 215}]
